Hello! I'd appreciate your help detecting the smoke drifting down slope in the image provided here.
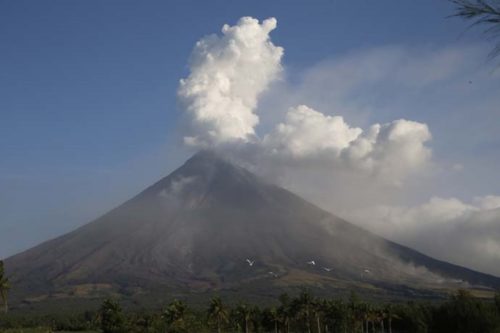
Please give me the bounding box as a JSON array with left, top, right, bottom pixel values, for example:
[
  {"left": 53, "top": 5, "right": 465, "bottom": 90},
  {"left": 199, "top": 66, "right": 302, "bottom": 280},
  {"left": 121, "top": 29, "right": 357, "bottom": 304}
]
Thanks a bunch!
[
  {"left": 175, "top": 17, "right": 500, "bottom": 277},
  {"left": 5, "top": 151, "right": 500, "bottom": 303}
]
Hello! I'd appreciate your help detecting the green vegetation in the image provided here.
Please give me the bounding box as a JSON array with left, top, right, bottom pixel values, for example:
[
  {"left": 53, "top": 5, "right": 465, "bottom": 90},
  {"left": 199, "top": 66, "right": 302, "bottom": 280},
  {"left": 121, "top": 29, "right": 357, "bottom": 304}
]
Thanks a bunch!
[
  {"left": 99, "top": 299, "right": 126, "bottom": 333},
  {"left": 0, "top": 330, "right": 97, "bottom": 333},
  {"left": 1, "top": 290, "right": 500, "bottom": 332},
  {"left": 207, "top": 297, "right": 229, "bottom": 333},
  {"left": 0, "top": 260, "right": 10, "bottom": 313},
  {"left": 162, "top": 299, "right": 188, "bottom": 333}
]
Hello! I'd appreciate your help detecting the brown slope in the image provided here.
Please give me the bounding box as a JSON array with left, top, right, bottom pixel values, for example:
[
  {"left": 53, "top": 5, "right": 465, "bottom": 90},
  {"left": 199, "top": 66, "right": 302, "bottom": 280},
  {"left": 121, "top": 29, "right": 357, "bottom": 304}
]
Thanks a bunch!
[{"left": 5, "top": 150, "right": 500, "bottom": 303}]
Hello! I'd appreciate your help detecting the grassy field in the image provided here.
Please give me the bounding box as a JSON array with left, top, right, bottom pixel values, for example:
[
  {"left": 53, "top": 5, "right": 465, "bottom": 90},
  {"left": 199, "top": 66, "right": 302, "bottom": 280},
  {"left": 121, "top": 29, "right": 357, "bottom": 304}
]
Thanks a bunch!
[{"left": 0, "top": 327, "right": 99, "bottom": 333}]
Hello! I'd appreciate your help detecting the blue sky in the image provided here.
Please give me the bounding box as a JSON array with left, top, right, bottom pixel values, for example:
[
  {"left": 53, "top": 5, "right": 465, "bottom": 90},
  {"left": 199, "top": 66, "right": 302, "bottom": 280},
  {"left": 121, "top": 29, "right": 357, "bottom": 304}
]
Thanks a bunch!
[{"left": 1, "top": 0, "right": 499, "bottom": 269}]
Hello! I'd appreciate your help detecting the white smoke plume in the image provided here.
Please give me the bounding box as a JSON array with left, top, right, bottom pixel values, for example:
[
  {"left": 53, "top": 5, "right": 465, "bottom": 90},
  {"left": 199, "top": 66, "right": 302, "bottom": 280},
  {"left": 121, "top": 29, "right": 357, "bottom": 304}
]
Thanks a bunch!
[
  {"left": 178, "top": 17, "right": 283, "bottom": 147},
  {"left": 263, "top": 105, "right": 363, "bottom": 159},
  {"left": 347, "top": 196, "right": 500, "bottom": 276},
  {"left": 178, "top": 17, "right": 432, "bottom": 185},
  {"left": 176, "top": 17, "right": 500, "bottom": 276},
  {"left": 263, "top": 105, "right": 431, "bottom": 184}
]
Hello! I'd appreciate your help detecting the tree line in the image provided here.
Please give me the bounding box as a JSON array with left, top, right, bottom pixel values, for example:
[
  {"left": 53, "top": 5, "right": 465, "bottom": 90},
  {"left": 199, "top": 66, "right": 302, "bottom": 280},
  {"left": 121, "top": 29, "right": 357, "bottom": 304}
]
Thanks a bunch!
[{"left": 1, "top": 289, "right": 500, "bottom": 333}]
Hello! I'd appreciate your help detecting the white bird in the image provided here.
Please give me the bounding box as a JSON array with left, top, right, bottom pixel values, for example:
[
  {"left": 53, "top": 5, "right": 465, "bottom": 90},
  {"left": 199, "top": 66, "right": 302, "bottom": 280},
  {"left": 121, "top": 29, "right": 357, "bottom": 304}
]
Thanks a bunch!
[
  {"left": 307, "top": 260, "right": 316, "bottom": 266},
  {"left": 322, "top": 267, "right": 332, "bottom": 272},
  {"left": 246, "top": 259, "right": 255, "bottom": 266},
  {"left": 363, "top": 269, "right": 371, "bottom": 274},
  {"left": 268, "top": 271, "right": 278, "bottom": 278}
]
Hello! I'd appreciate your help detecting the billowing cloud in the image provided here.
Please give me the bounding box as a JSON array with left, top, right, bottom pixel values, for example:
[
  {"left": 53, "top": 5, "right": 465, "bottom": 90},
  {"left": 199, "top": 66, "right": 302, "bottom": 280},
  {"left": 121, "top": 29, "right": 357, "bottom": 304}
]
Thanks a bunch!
[
  {"left": 347, "top": 196, "right": 500, "bottom": 276},
  {"left": 178, "top": 17, "right": 433, "bottom": 185},
  {"left": 178, "top": 17, "right": 283, "bottom": 147},
  {"left": 347, "top": 118, "right": 432, "bottom": 183},
  {"left": 263, "top": 105, "right": 431, "bottom": 184},
  {"left": 176, "top": 17, "right": 499, "bottom": 276},
  {"left": 263, "top": 105, "right": 362, "bottom": 158}
]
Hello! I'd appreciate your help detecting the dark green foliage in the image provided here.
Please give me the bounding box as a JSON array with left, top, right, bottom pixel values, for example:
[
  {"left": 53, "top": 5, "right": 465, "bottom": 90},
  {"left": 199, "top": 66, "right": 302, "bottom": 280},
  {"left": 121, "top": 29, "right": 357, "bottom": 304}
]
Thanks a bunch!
[
  {"left": 392, "top": 301, "right": 433, "bottom": 333},
  {"left": 207, "top": 296, "right": 229, "bottom": 333},
  {"left": 495, "top": 290, "right": 500, "bottom": 314},
  {"left": 261, "top": 307, "right": 279, "bottom": 333},
  {"left": 321, "top": 299, "right": 349, "bottom": 332},
  {"left": 2, "top": 290, "right": 500, "bottom": 332},
  {"left": 0, "top": 312, "right": 97, "bottom": 331},
  {"left": 0, "top": 260, "right": 10, "bottom": 313},
  {"left": 275, "top": 293, "right": 292, "bottom": 333},
  {"left": 128, "top": 312, "right": 163, "bottom": 333},
  {"left": 232, "top": 303, "right": 253, "bottom": 333},
  {"left": 290, "top": 291, "right": 315, "bottom": 333},
  {"left": 99, "top": 299, "right": 127, "bottom": 333},
  {"left": 162, "top": 299, "right": 188, "bottom": 333},
  {"left": 450, "top": 0, "right": 500, "bottom": 58},
  {"left": 432, "top": 290, "right": 499, "bottom": 333}
]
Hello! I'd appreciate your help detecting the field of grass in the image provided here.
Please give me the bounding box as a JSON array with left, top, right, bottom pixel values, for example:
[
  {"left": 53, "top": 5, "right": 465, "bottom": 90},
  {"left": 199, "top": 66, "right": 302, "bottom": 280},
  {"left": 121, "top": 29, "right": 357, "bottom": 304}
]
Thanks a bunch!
[
  {"left": 1, "top": 329, "right": 98, "bottom": 333},
  {"left": 1, "top": 329, "right": 51, "bottom": 333}
]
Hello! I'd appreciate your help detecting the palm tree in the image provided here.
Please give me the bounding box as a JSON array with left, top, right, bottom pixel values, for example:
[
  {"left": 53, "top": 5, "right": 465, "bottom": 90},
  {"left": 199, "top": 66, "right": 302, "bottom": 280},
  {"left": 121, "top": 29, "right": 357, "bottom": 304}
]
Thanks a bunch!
[
  {"left": 322, "top": 299, "right": 349, "bottom": 333},
  {"left": 99, "top": 298, "right": 127, "bottom": 333},
  {"left": 359, "top": 303, "right": 371, "bottom": 333},
  {"left": 450, "top": 0, "right": 500, "bottom": 59},
  {"left": 348, "top": 295, "right": 367, "bottom": 333},
  {"left": 0, "top": 261, "right": 10, "bottom": 313},
  {"left": 278, "top": 293, "right": 292, "bottom": 333},
  {"left": 384, "top": 304, "right": 399, "bottom": 333},
  {"left": 292, "top": 291, "right": 315, "bottom": 333},
  {"left": 267, "top": 307, "right": 279, "bottom": 333},
  {"left": 313, "top": 299, "right": 324, "bottom": 333},
  {"left": 321, "top": 300, "right": 335, "bottom": 333},
  {"left": 495, "top": 290, "right": 500, "bottom": 314},
  {"left": 250, "top": 305, "right": 261, "bottom": 333},
  {"left": 133, "top": 313, "right": 159, "bottom": 333},
  {"left": 379, "top": 309, "right": 386, "bottom": 333},
  {"left": 234, "top": 303, "right": 252, "bottom": 333},
  {"left": 162, "top": 299, "right": 188, "bottom": 332},
  {"left": 208, "top": 296, "right": 229, "bottom": 333},
  {"left": 363, "top": 305, "right": 381, "bottom": 333}
]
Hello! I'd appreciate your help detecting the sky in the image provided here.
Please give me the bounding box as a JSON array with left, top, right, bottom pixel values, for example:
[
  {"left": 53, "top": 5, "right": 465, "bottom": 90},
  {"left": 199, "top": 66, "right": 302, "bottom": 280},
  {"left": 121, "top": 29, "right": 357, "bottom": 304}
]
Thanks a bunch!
[{"left": 1, "top": 1, "right": 500, "bottom": 275}]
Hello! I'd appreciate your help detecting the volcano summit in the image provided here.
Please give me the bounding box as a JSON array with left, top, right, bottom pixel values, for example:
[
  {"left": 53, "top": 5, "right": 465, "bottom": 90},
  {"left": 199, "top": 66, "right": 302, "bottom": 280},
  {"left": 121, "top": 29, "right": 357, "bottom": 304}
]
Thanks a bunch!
[{"left": 5, "top": 151, "right": 500, "bottom": 306}]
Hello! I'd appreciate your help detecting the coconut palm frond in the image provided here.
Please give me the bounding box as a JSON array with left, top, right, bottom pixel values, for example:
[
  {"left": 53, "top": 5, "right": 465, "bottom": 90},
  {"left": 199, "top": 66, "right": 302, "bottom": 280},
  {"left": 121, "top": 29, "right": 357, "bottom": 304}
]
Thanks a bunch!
[{"left": 450, "top": 0, "right": 500, "bottom": 59}]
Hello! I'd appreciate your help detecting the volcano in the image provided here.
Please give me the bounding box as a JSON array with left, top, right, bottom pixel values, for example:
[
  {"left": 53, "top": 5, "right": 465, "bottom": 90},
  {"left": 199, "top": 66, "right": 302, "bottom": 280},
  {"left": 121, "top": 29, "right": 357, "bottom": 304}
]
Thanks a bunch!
[{"left": 5, "top": 151, "right": 500, "bottom": 306}]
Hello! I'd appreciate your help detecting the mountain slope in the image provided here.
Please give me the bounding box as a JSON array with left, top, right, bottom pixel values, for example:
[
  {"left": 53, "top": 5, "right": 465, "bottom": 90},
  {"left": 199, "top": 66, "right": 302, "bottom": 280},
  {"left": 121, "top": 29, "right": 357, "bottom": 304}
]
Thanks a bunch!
[{"left": 5, "top": 150, "right": 500, "bottom": 304}]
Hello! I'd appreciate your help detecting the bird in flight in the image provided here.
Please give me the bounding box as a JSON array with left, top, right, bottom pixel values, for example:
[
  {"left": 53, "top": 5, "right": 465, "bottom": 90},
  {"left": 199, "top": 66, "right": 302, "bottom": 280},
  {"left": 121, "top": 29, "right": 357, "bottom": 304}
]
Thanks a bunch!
[
  {"left": 246, "top": 259, "right": 255, "bottom": 266},
  {"left": 307, "top": 260, "right": 316, "bottom": 266},
  {"left": 268, "top": 271, "right": 278, "bottom": 278},
  {"left": 322, "top": 267, "right": 332, "bottom": 272}
]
